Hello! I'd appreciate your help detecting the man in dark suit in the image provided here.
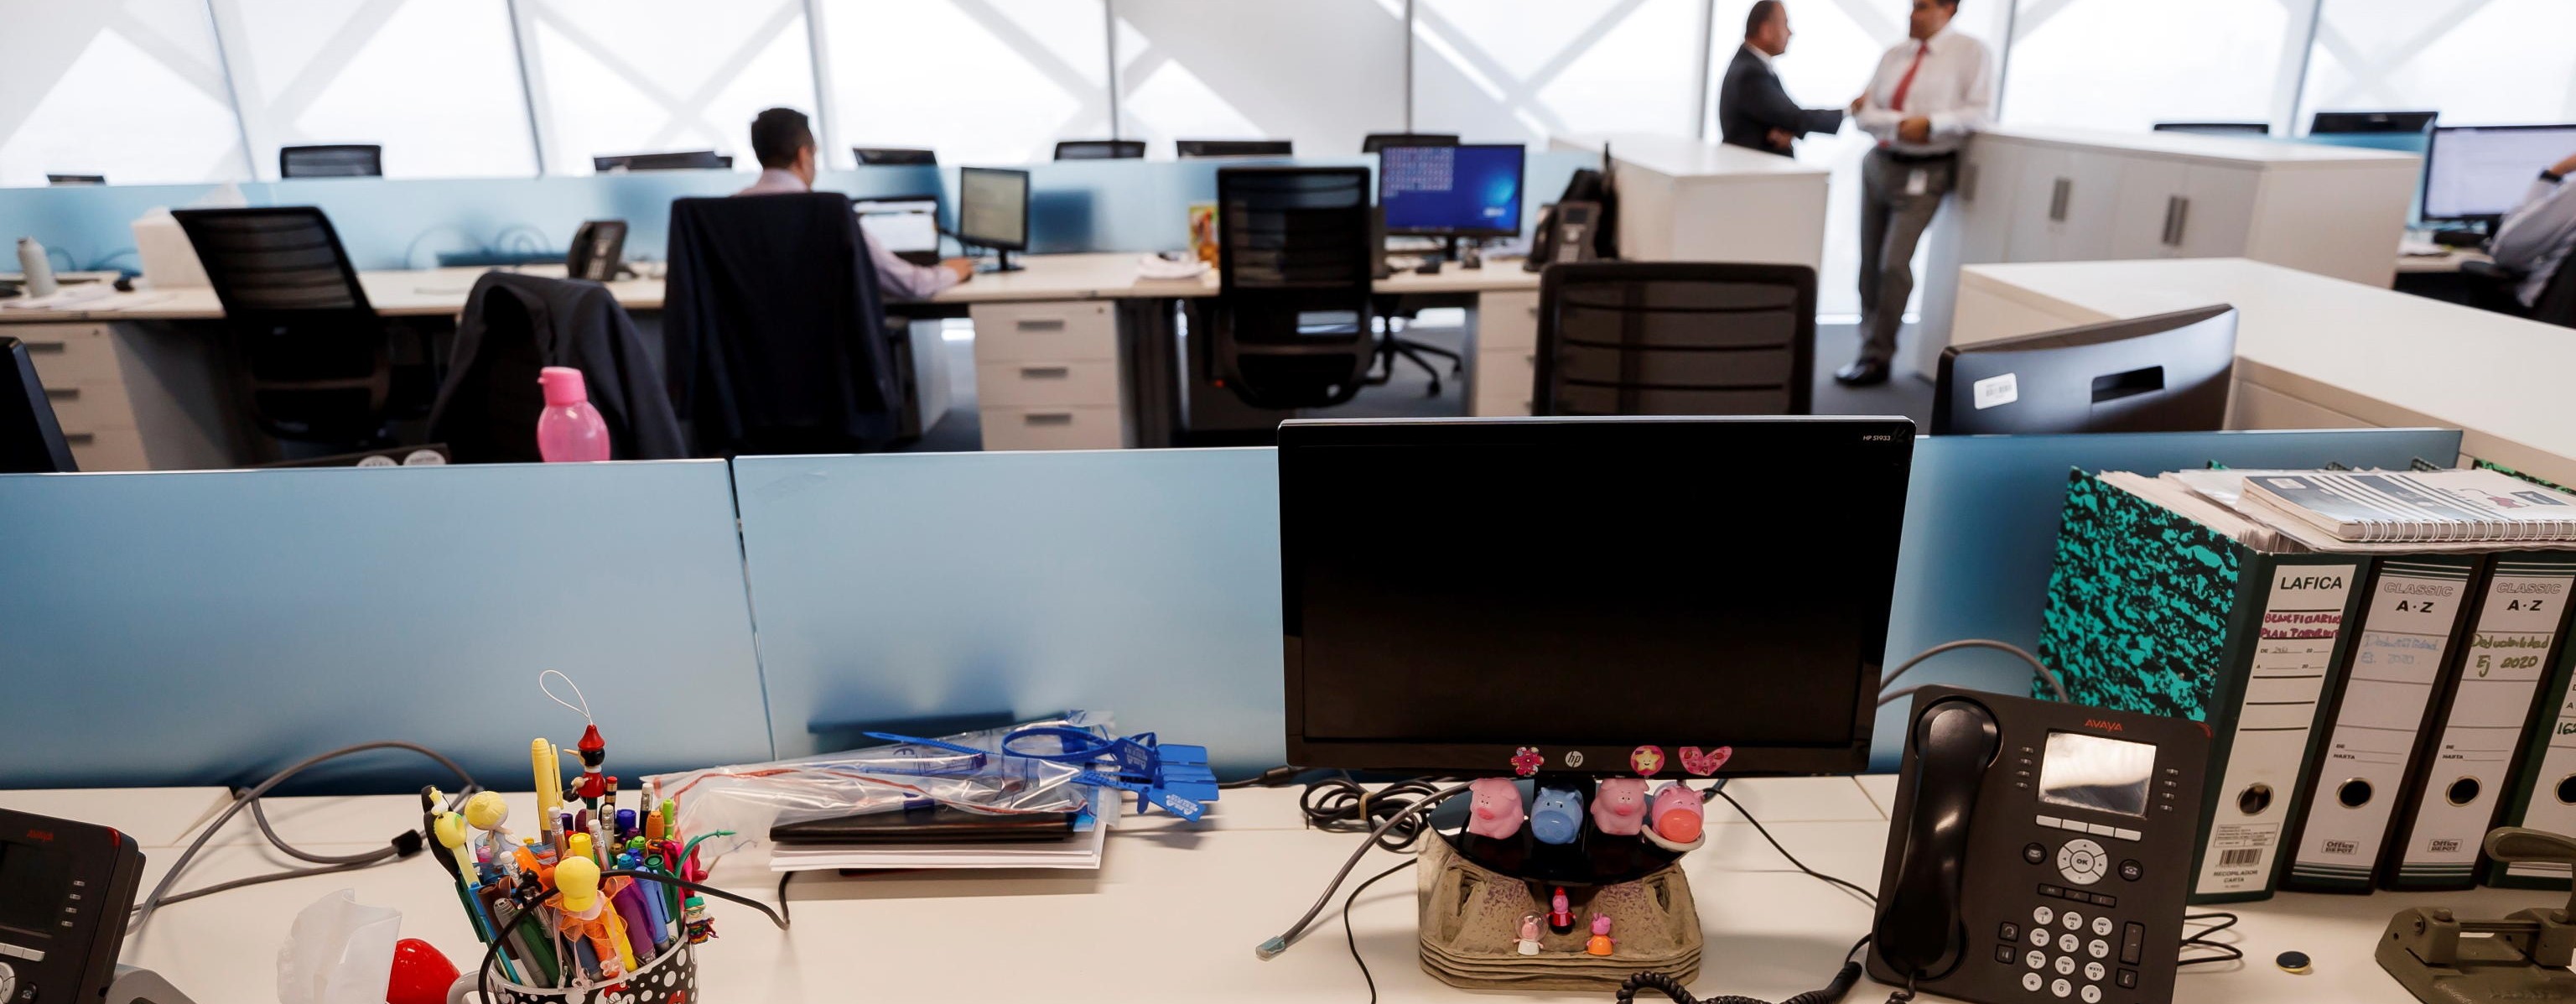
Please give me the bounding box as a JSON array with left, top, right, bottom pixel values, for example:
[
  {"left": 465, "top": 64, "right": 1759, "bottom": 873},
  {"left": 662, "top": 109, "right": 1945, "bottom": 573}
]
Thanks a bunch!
[{"left": 1717, "top": 0, "right": 1846, "bottom": 156}]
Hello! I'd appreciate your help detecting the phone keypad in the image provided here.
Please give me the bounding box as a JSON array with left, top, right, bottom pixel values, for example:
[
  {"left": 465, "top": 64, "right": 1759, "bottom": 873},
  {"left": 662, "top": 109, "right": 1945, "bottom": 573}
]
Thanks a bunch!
[{"left": 2003, "top": 888, "right": 2124, "bottom": 1001}]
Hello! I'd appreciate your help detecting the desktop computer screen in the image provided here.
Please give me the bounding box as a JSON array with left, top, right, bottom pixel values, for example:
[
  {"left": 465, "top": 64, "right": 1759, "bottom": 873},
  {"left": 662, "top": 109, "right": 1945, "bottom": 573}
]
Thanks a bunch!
[
  {"left": 1278, "top": 417, "right": 1913, "bottom": 775},
  {"left": 1933, "top": 305, "right": 2236, "bottom": 435},
  {"left": 853, "top": 196, "right": 941, "bottom": 258},
  {"left": 2423, "top": 125, "right": 2576, "bottom": 221},
  {"left": 957, "top": 167, "right": 1030, "bottom": 251},
  {"left": 1379, "top": 143, "right": 1525, "bottom": 237}
]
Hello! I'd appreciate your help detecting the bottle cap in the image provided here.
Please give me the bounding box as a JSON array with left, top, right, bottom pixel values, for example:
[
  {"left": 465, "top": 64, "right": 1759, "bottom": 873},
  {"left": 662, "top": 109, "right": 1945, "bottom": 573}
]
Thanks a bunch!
[{"left": 538, "top": 367, "right": 589, "bottom": 407}]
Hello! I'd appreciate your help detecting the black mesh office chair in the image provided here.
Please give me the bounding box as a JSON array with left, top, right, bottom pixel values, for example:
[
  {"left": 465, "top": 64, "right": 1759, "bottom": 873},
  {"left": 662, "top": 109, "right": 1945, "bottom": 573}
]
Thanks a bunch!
[
  {"left": 1054, "top": 139, "right": 1145, "bottom": 161},
  {"left": 278, "top": 144, "right": 382, "bottom": 178},
  {"left": 2, "top": 337, "right": 76, "bottom": 473},
  {"left": 1533, "top": 262, "right": 1815, "bottom": 416},
  {"left": 1210, "top": 167, "right": 1377, "bottom": 408},
  {"left": 1361, "top": 133, "right": 1459, "bottom": 153},
  {"left": 2153, "top": 122, "right": 2270, "bottom": 136},
  {"left": 594, "top": 151, "right": 730, "bottom": 172},
  {"left": 2464, "top": 257, "right": 2576, "bottom": 328},
  {"left": 173, "top": 207, "right": 431, "bottom": 445},
  {"left": 854, "top": 147, "right": 937, "bottom": 165},
  {"left": 1176, "top": 139, "right": 1293, "bottom": 158}
]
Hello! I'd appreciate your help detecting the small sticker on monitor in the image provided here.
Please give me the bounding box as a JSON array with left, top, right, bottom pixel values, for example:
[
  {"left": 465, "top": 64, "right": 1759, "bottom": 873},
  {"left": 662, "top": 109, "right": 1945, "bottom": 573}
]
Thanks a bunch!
[{"left": 1973, "top": 372, "right": 2019, "bottom": 410}]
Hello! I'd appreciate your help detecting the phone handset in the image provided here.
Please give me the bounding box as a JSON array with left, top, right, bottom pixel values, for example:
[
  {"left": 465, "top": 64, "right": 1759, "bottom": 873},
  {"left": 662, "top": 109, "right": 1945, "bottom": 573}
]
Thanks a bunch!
[{"left": 1872, "top": 698, "right": 2002, "bottom": 988}]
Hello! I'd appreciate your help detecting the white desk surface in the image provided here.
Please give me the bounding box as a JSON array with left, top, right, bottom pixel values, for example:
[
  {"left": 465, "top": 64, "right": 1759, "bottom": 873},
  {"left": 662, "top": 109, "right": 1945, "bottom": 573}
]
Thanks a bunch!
[
  {"left": 0, "top": 255, "right": 1538, "bottom": 324},
  {"left": 18, "top": 777, "right": 2538, "bottom": 1004},
  {"left": 1961, "top": 257, "right": 2576, "bottom": 486},
  {"left": 1553, "top": 133, "right": 1830, "bottom": 180},
  {"left": 1979, "top": 126, "right": 2421, "bottom": 170}
]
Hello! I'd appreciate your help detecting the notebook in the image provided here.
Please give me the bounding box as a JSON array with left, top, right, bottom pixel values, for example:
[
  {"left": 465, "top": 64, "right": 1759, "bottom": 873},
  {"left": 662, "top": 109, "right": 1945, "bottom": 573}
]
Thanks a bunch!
[{"left": 2240, "top": 470, "right": 2576, "bottom": 544}]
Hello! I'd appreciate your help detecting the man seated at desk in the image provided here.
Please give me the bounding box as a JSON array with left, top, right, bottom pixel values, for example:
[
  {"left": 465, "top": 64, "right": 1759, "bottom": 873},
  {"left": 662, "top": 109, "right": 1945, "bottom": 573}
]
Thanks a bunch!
[
  {"left": 2490, "top": 148, "right": 2576, "bottom": 314},
  {"left": 1717, "top": 0, "right": 1846, "bottom": 155},
  {"left": 737, "top": 107, "right": 973, "bottom": 299}
]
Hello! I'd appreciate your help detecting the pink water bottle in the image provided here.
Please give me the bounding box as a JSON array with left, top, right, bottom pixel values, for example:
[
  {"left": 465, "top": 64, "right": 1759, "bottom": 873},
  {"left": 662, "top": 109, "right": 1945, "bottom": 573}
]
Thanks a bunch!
[{"left": 535, "top": 367, "right": 610, "bottom": 462}]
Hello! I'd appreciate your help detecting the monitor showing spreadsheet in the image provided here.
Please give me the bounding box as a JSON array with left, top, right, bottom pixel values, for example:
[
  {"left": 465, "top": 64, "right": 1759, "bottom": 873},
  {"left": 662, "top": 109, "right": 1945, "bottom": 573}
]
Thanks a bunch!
[
  {"left": 1379, "top": 143, "right": 1524, "bottom": 237},
  {"left": 957, "top": 167, "right": 1030, "bottom": 251},
  {"left": 2423, "top": 125, "right": 2576, "bottom": 221}
]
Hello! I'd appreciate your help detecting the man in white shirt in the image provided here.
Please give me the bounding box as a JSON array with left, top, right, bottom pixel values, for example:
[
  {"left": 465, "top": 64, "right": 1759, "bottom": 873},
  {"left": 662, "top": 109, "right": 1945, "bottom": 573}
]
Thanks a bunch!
[
  {"left": 736, "top": 107, "right": 972, "bottom": 299},
  {"left": 2489, "top": 149, "right": 2576, "bottom": 316},
  {"left": 1834, "top": 0, "right": 1997, "bottom": 387}
]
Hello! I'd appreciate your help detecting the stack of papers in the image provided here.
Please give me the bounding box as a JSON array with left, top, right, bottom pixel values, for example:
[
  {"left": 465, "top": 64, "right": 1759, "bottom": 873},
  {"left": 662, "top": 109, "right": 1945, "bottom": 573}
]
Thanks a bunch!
[
  {"left": 766, "top": 791, "right": 1121, "bottom": 873},
  {"left": 2, "top": 284, "right": 116, "bottom": 310}
]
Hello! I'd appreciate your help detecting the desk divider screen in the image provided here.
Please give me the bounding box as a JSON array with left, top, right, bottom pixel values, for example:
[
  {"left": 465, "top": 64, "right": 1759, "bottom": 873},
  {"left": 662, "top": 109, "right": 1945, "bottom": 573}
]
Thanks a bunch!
[
  {"left": 0, "top": 427, "right": 2465, "bottom": 789},
  {"left": 0, "top": 460, "right": 771, "bottom": 790}
]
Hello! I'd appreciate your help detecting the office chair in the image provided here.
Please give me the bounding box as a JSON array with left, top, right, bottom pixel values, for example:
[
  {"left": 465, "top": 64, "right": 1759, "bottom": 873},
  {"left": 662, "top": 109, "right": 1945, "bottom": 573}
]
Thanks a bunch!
[
  {"left": 1533, "top": 262, "right": 1816, "bottom": 416},
  {"left": 2309, "top": 111, "right": 2438, "bottom": 134},
  {"left": 1176, "top": 139, "right": 1293, "bottom": 159},
  {"left": 1209, "top": 167, "right": 1377, "bottom": 409},
  {"left": 854, "top": 147, "right": 937, "bottom": 165},
  {"left": 1, "top": 337, "right": 77, "bottom": 473},
  {"left": 428, "top": 272, "right": 684, "bottom": 461},
  {"left": 45, "top": 174, "right": 106, "bottom": 186},
  {"left": 2153, "top": 122, "right": 2270, "bottom": 137},
  {"left": 2464, "top": 257, "right": 2576, "bottom": 329},
  {"left": 593, "top": 151, "right": 730, "bottom": 172},
  {"left": 172, "top": 206, "right": 434, "bottom": 445},
  {"left": 278, "top": 144, "right": 382, "bottom": 178},
  {"left": 1361, "top": 133, "right": 1459, "bottom": 153},
  {"left": 1053, "top": 139, "right": 1145, "bottom": 161}
]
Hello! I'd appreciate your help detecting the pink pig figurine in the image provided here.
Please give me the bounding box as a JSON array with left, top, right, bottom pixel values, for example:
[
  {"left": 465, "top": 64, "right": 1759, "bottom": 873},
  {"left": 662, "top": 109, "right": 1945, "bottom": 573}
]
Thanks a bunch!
[
  {"left": 1591, "top": 778, "right": 1650, "bottom": 836},
  {"left": 1466, "top": 778, "right": 1525, "bottom": 840},
  {"left": 1643, "top": 781, "right": 1707, "bottom": 852}
]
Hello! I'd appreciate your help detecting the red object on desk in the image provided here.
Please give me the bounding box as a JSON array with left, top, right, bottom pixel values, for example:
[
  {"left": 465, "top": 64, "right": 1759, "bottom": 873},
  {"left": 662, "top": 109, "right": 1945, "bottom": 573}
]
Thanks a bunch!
[{"left": 385, "top": 938, "right": 460, "bottom": 1004}]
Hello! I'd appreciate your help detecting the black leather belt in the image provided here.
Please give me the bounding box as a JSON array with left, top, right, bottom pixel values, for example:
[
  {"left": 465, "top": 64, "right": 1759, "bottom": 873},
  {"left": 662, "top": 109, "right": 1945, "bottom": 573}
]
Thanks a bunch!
[{"left": 1876, "top": 148, "right": 1959, "bottom": 165}]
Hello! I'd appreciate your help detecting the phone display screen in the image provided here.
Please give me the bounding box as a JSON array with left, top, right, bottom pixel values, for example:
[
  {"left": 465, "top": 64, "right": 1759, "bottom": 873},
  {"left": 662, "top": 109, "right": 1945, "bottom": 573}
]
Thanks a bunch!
[
  {"left": 2038, "top": 731, "right": 2156, "bottom": 818},
  {"left": 0, "top": 838, "right": 70, "bottom": 937}
]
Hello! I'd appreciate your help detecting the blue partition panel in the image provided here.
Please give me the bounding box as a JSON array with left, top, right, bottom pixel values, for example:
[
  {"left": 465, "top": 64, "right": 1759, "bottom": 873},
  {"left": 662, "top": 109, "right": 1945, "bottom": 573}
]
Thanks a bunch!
[
  {"left": 0, "top": 461, "right": 771, "bottom": 790},
  {"left": 1874, "top": 427, "right": 2463, "bottom": 768},
  {"left": 731, "top": 450, "right": 1283, "bottom": 769}
]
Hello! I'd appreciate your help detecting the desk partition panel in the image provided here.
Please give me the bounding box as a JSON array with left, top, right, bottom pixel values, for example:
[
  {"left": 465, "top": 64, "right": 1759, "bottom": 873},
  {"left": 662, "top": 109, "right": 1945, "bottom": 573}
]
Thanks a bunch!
[{"left": 0, "top": 460, "right": 771, "bottom": 790}]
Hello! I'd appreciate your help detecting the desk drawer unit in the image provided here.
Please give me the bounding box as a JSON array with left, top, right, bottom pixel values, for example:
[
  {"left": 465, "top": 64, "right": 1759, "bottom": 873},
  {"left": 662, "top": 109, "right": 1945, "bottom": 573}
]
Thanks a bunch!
[
  {"left": 970, "top": 301, "right": 1118, "bottom": 362},
  {"left": 979, "top": 405, "right": 1126, "bottom": 451},
  {"left": 1472, "top": 290, "right": 1539, "bottom": 417},
  {"left": 8, "top": 320, "right": 234, "bottom": 471},
  {"left": 970, "top": 300, "right": 1131, "bottom": 450},
  {"left": 974, "top": 359, "right": 1124, "bottom": 408},
  {"left": 14, "top": 324, "right": 119, "bottom": 384}
]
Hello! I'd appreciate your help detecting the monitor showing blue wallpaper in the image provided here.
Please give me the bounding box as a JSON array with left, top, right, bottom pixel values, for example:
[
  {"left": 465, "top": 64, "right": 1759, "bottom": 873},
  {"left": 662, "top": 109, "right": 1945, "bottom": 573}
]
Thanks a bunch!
[{"left": 1379, "top": 143, "right": 1524, "bottom": 237}]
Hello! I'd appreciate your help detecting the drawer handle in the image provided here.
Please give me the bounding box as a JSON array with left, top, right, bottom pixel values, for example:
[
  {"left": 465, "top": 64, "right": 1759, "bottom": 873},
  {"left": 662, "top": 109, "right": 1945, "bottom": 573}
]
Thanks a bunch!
[
  {"left": 1019, "top": 366, "right": 1071, "bottom": 380},
  {"left": 1015, "top": 318, "right": 1067, "bottom": 331},
  {"left": 23, "top": 341, "right": 65, "bottom": 354},
  {"left": 1024, "top": 413, "right": 1075, "bottom": 426},
  {"left": 63, "top": 432, "right": 95, "bottom": 445},
  {"left": 44, "top": 387, "right": 79, "bottom": 400}
]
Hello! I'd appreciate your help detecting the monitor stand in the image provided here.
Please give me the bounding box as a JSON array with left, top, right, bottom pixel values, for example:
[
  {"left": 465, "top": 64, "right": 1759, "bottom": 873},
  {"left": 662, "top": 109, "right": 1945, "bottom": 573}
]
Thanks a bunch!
[{"left": 978, "top": 248, "right": 1023, "bottom": 273}]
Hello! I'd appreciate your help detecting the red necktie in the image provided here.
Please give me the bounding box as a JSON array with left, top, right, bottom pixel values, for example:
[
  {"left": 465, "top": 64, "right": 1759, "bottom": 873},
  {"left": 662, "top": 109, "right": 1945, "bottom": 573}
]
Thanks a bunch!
[{"left": 1888, "top": 42, "right": 1929, "bottom": 112}]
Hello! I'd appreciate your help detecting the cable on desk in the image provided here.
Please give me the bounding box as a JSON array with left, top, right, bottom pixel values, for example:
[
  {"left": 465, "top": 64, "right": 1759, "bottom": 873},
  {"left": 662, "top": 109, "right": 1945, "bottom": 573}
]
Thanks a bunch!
[
  {"left": 1343, "top": 858, "right": 1416, "bottom": 1004},
  {"left": 1255, "top": 782, "right": 1472, "bottom": 960},
  {"left": 1877, "top": 639, "right": 2067, "bottom": 706},
  {"left": 776, "top": 870, "right": 796, "bottom": 926},
  {"left": 130, "top": 741, "right": 477, "bottom": 935},
  {"left": 1221, "top": 765, "right": 1304, "bottom": 789},
  {"left": 1300, "top": 775, "right": 1452, "bottom": 852},
  {"left": 1711, "top": 788, "right": 1877, "bottom": 907},
  {"left": 2176, "top": 912, "right": 2243, "bottom": 968},
  {"left": 1615, "top": 936, "right": 1872, "bottom": 1004}
]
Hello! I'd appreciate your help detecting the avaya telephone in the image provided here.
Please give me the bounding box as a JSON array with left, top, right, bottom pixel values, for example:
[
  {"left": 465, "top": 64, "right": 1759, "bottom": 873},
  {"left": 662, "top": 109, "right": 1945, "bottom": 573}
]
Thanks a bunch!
[
  {"left": 1869, "top": 687, "right": 2209, "bottom": 1004},
  {"left": 0, "top": 807, "right": 168, "bottom": 1004},
  {"left": 565, "top": 219, "right": 628, "bottom": 283}
]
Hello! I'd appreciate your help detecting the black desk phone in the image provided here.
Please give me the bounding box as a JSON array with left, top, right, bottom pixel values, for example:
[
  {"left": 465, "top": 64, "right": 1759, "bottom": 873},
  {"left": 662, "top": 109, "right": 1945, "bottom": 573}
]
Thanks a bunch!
[
  {"left": 0, "top": 807, "right": 144, "bottom": 1004},
  {"left": 566, "top": 219, "right": 628, "bottom": 283},
  {"left": 1869, "top": 686, "right": 2210, "bottom": 1004}
]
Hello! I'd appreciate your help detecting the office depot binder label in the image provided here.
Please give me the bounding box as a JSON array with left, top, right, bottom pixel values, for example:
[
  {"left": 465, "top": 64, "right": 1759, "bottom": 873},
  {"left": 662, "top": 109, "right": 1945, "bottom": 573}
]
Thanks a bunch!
[{"left": 2195, "top": 566, "right": 2355, "bottom": 897}]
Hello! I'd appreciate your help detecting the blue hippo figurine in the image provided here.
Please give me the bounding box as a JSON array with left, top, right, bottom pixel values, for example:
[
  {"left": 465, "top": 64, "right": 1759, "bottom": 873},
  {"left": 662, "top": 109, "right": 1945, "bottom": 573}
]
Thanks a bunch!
[{"left": 1530, "top": 785, "right": 1587, "bottom": 845}]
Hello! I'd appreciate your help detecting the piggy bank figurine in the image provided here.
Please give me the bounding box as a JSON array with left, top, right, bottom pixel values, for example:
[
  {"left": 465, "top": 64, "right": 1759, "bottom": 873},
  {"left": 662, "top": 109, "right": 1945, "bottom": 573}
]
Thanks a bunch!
[
  {"left": 1530, "top": 785, "right": 1586, "bottom": 845},
  {"left": 1592, "top": 778, "right": 1649, "bottom": 836},
  {"left": 1466, "top": 778, "right": 1526, "bottom": 840},
  {"left": 1643, "top": 781, "right": 1707, "bottom": 852}
]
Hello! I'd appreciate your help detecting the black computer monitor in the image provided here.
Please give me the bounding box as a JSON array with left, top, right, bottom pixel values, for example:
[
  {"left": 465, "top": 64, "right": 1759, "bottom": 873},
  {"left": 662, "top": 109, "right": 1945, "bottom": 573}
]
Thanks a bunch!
[
  {"left": 1279, "top": 416, "right": 1913, "bottom": 775},
  {"left": 1176, "top": 139, "right": 1293, "bottom": 159},
  {"left": 853, "top": 194, "right": 943, "bottom": 264},
  {"left": 854, "top": 147, "right": 937, "bottom": 165},
  {"left": 2423, "top": 124, "right": 2576, "bottom": 222},
  {"left": 2310, "top": 111, "right": 2438, "bottom": 135},
  {"left": 1379, "top": 143, "right": 1524, "bottom": 239},
  {"left": 1932, "top": 305, "right": 2237, "bottom": 435},
  {"left": 44, "top": 174, "right": 106, "bottom": 186},
  {"left": 1361, "top": 133, "right": 1458, "bottom": 153},
  {"left": 1, "top": 338, "right": 76, "bottom": 474},
  {"left": 2152, "top": 122, "right": 2269, "bottom": 137},
  {"left": 592, "top": 151, "right": 730, "bottom": 172},
  {"left": 957, "top": 166, "right": 1031, "bottom": 272},
  {"left": 1053, "top": 139, "right": 1144, "bottom": 161}
]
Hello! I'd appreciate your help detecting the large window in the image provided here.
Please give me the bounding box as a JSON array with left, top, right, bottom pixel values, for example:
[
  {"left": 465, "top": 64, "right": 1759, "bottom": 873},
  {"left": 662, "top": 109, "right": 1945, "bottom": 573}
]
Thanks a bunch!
[
  {"left": 515, "top": 0, "right": 818, "bottom": 174},
  {"left": 2301, "top": 0, "right": 2576, "bottom": 128},
  {"left": 0, "top": 0, "right": 250, "bottom": 187},
  {"left": 821, "top": 0, "right": 1109, "bottom": 166},
  {"left": 2003, "top": 0, "right": 2295, "bottom": 133},
  {"left": 1114, "top": 0, "right": 1405, "bottom": 157},
  {"left": 1415, "top": 0, "right": 1705, "bottom": 144},
  {"left": 208, "top": 0, "right": 536, "bottom": 179}
]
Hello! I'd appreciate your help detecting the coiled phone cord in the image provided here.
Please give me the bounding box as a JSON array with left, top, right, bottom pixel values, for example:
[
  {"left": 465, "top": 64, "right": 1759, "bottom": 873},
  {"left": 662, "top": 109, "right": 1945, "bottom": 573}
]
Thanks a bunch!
[{"left": 1615, "top": 936, "right": 1873, "bottom": 1004}]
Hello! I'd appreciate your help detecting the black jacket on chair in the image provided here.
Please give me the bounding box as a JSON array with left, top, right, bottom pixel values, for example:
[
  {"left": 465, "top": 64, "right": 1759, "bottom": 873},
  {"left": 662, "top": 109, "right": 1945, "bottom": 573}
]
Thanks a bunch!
[
  {"left": 1716, "top": 44, "right": 1844, "bottom": 155},
  {"left": 428, "top": 271, "right": 685, "bottom": 462},
  {"left": 663, "top": 193, "right": 900, "bottom": 455}
]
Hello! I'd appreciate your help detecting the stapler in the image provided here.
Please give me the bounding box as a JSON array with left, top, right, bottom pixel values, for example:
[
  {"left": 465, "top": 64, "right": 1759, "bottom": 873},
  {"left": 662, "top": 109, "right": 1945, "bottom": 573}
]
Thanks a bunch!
[{"left": 2379, "top": 827, "right": 2576, "bottom": 1004}]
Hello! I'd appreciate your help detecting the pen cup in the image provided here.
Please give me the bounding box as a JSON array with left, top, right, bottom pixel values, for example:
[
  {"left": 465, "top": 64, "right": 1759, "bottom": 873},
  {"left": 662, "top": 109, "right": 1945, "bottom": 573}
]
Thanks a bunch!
[{"left": 447, "top": 939, "right": 695, "bottom": 1004}]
